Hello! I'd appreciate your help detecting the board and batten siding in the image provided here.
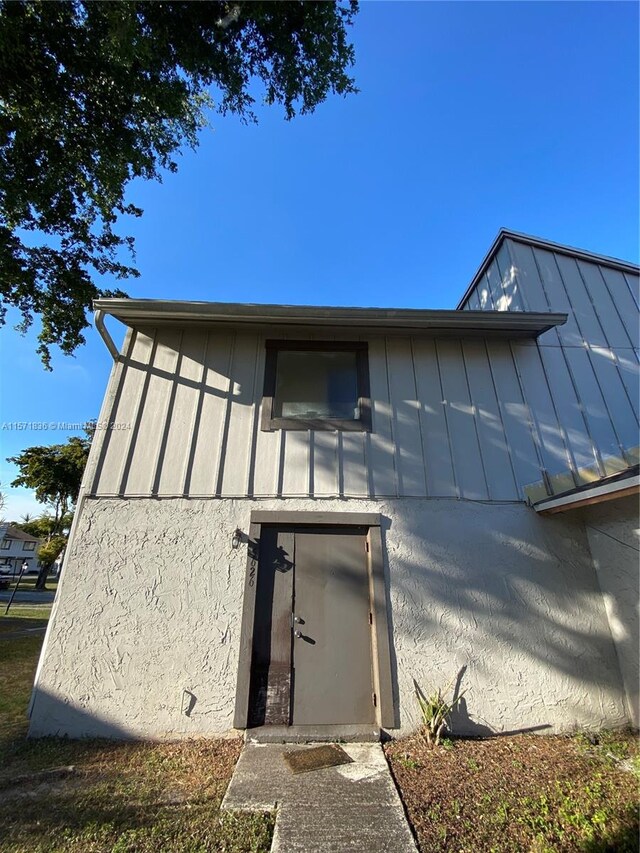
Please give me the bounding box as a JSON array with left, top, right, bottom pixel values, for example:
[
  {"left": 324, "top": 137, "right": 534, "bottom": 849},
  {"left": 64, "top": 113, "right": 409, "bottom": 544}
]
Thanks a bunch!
[
  {"left": 461, "top": 238, "right": 640, "bottom": 486},
  {"left": 89, "top": 321, "right": 626, "bottom": 502}
]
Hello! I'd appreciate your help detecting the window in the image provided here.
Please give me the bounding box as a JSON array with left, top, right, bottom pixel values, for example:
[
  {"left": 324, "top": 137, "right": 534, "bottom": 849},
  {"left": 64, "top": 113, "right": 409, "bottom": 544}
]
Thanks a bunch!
[
  {"left": 23, "top": 541, "right": 36, "bottom": 551},
  {"left": 0, "top": 539, "right": 10, "bottom": 550},
  {"left": 262, "top": 341, "right": 371, "bottom": 431}
]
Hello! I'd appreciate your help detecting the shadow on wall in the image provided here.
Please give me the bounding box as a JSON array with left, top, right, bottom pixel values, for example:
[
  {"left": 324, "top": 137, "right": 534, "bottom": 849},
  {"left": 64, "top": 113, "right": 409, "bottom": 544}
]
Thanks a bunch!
[
  {"left": 67, "top": 324, "right": 637, "bottom": 736},
  {"left": 448, "top": 666, "right": 552, "bottom": 738},
  {"left": 29, "top": 688, "right": 148, "bottom": 740},
  {"left": 375, "top": 503, "right": 631, "bottom": 735},
  {"left": 41, "top": 497, "right": 634, "bottom": 740}
]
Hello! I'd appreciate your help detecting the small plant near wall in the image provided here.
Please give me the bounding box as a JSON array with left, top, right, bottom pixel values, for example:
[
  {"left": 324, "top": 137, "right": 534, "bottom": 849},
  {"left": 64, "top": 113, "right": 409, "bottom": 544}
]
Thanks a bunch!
[{"left": 415, "top": 677, "right": 466, "bottom": 747}]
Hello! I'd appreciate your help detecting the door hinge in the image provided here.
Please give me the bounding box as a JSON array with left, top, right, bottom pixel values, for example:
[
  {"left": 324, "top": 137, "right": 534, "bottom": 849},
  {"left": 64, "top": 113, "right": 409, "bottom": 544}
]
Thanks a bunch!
[
  {"left": 372, "top": 692, "right": 377, "bottom": 708},
  {"left": 365, "top": 540, "right": 370, "bottom": 553},
  {"left": 368, "top": 611, "right": 373, "bottom": 626}
]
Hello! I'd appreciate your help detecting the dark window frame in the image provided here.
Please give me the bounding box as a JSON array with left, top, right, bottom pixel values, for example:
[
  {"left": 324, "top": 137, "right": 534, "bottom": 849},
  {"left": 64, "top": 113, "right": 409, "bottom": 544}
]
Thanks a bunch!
[
  {"left": 261, "top": 340, "right": 372, "bottom": 432},
  {"left": 23, "top": 541, "right": 36, "bottom": 551},
  {"left": 0, "top": 539, "right": 10, "bottom": 550}
]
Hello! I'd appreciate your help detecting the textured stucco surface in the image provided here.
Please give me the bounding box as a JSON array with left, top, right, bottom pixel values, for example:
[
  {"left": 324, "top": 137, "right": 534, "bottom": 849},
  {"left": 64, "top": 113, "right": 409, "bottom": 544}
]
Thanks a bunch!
[
  {"left": 583, "top": 495, "right": 639, "bottom": 726},
  {"left": 30, "top": 497, "right": 629, "bottom": 739}
]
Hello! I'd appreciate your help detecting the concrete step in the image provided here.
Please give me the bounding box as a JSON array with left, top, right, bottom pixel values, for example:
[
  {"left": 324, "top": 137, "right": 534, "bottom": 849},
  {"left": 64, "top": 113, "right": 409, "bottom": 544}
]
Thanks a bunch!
[{"left": 245, "top": 725, "right": 380, "bottom": 744}]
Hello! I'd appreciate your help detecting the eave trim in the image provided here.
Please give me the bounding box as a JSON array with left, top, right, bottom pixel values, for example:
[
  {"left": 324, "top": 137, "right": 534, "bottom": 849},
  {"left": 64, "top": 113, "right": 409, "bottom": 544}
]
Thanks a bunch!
[
  {"left": 533, "top": 472, "right": 640, "bottom": 514},
  {"left": 93, "top": 299, "right": 566, "bottom": 338}
]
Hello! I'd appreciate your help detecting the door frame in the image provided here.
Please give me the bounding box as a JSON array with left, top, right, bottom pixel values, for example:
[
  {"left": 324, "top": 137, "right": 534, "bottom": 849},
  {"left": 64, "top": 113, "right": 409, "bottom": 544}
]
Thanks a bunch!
[{"left": 233, "top": 511, "right": 395, "bottom": 730}]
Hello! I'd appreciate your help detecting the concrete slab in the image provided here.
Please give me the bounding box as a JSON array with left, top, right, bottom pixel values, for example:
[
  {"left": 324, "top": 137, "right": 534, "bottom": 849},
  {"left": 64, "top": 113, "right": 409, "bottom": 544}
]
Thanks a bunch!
[
  {"left": 246, "top": 725, "right": 380, "bottom": 744},
  {"left": 222, "top": 742, "right": 416, "bottom": 852}
]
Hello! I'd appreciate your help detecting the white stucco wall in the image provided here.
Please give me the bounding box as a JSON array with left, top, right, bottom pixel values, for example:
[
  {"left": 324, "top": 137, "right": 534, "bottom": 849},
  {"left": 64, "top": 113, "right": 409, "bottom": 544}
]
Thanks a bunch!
[
  {"left": 29, "top": 496, "right": 629, "bottom": 739},
  {"left": 583, "top": 495, "right": 639, "bottom": 727}
]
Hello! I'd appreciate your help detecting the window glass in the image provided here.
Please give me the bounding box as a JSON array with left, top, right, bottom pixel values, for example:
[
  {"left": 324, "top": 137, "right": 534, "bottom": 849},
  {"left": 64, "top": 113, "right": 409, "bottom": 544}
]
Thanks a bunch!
[
  {"left": 0, "top": 539, "right": 10, "bottom": 550},
  {"left": 274, "top": 350, "right": 359, "bottom": 420},
  {"left": 23, "top": 541, "right": 36, "bottom": 551}
]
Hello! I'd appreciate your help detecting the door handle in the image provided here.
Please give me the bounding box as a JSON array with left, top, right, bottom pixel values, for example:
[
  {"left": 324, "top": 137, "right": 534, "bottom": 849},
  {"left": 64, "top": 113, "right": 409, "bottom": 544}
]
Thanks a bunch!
[{"left": 294, "top": 630, "right": 303, "bottom": 638}]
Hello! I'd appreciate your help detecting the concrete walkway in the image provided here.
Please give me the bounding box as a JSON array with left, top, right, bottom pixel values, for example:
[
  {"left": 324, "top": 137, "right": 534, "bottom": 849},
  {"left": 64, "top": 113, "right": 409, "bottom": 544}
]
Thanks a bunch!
[{"left": 222, "top": 742, "right": 416, "bottom": 852}]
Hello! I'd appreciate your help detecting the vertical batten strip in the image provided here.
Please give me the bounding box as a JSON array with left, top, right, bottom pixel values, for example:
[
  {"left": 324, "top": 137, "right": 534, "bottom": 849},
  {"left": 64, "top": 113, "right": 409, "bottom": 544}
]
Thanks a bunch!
[
  {"left": 386, "top": 337, "right": 426, "bottom": 497},
  {"left": 466, "top": 291, "right": 481, "bottom": 310},
  {"left": 367, "top": 336, "right": 398, "bottom": 497},
  {"left": 117, "top": 329, "right": 158, "bottom": 495},
  {"left": 607, "top": 346, "right": 640, "bottom": 424},
  {"left": 463, "top": 339, "right": 518, "bottom": 500},
  {"left": 495, "top": 241, "right": 525, "bottom": 311},
  {"left": 554, "top": 253, "right": 637, "bottom": 452},
  {"left": 245, "top": 335, "right": 267, "bottom": 497},
  {"left": 587, "top": 346, "right": 639, "bottom": 455},
  {"left": 159, "top": 331, "right": 208, "bottom": 496},
  {"left": 409, "top": 337, "right": 430, "bottom": 497},
  {"left": 281, "top": 429, "right": 310, "bottom": 496},
  {"left": 481, "top": 339, "right": 520, "bottom": 496},
  {"left": 220, "top": 334, "right": 258, "bottom": 497},
  {"left": 507, "top": 341, "right": 552, "bottom": 491},
  {"left": 533, "top": 250, "right": 604, "bottom": 484},
  {"left": 505, "top": 239, "right": 531, "bottom": 311},
  {"left": 181, "top": 331, "right": 211, "bottom": 496},
  {"left": 535, "top": 249, "right": 583, "bottom": 346},
  {"left": 485, "top": 340, "right": 541, "bottom": 494},
  {"left": 436, "top": 340, "right": 459, "bottom": 497},
  {"left": 150, "top": 329, "right": 184, "bottom": 495},
  {"left": 598, "top": 266, "right": 639, "bottom": 349},
  {"left": 342, "top": 432, "right": 368, "bottom": 497},
  {"left": 188, "top": 333, "right": 234, "bottom": 496},
  {"left": 436, "top": 339, "right": 486, "bottom": 499},
  {"left": 212, "top": 334, "right": 237, "bottom": 496},
  {"left": 512, "top": 343, "right": 575, "bottom": 483},
  {"left": 484, "top": 262, "right": 502, "bottom": 310},
  {"left": 577, "top": 260, "right": 632, "bottom": 349},
  {"left": 460, "top": 339, "right": 491, "bottom": 499},
  {"left": 124, "top": 328, "right": 182, "bottom": 495},
  {"left": 419, "top": 337, "right": 458, "bottom": 497},
  {"left": 89, "top": 329, "right": 135, "bottom": 495},
  {"left": 563, "top": 346, "right": 627, "bottom": 473},
  {"left": 312, "top": 431, "right": 339, "bottom": 496},
  {"left": 623, "top": 272, "right": 640, "bottom": 311}
]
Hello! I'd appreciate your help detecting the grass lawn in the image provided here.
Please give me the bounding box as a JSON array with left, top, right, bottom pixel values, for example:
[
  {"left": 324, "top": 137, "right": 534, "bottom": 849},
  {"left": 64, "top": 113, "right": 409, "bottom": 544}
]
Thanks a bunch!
[
  {"left": 386, "top": 729, "right": 639, "bottom": 853},
  {"left": 0, "top": 604, "right": 52, "bottom": 634},
  {"left": 0, "top": 633, "right": 274, "bottom": 852},
  {"left": 2, "top": 627, "right": 636, "bottom": 852}
]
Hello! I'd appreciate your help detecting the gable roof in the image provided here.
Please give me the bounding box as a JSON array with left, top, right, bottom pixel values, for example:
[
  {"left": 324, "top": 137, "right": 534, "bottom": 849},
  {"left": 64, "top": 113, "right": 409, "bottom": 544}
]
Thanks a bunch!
[
  {"left": 0, "top": 523, "right": 40, "bottom": 543},
  {"left": 456, "top": 229, "right": 640, "bottom": 310}
]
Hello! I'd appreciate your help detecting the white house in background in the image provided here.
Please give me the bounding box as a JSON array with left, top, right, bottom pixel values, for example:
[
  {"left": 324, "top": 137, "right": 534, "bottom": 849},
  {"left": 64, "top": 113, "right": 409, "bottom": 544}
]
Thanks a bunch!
[
  {"left": 0, "top": 523, "right": 42, "bottom": 576},
  {"left": 29, "top": 230, "right": 639, "bottom": 741}
]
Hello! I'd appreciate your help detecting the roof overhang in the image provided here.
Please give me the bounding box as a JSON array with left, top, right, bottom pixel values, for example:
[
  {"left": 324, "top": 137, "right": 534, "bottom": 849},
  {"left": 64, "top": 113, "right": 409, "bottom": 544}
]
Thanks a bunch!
[
  {"left": 94, "top": 298, "right": 566, "bottom": 339},
  {"left": 532, "top": 465, "right": 640, "bottom": 515}
]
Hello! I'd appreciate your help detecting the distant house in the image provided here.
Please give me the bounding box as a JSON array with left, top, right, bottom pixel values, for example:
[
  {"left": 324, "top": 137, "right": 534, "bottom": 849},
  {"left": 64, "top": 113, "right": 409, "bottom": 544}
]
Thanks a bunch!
[
  {"left": 0, "top": 524, "right": 42, "bottom": 576},
  {"left": 29, "top": 230, "right": 639, "bottom": 741}
]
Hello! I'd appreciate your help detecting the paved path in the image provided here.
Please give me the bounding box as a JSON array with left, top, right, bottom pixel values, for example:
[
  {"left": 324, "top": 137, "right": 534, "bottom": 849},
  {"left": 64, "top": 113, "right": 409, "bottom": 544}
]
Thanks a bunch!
[
  {"left": 222, "top": 742, "right": 416, "bottom": 852},
  {"left": 0, "top": 590, "right": 55, "bottom": 603}
]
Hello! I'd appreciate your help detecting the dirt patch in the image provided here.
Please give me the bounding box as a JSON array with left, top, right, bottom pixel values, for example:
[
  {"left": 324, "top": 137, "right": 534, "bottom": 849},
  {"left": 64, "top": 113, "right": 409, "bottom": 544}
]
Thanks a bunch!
[{"left": 385, "top": 729, "right": 639, "bottom": 853}]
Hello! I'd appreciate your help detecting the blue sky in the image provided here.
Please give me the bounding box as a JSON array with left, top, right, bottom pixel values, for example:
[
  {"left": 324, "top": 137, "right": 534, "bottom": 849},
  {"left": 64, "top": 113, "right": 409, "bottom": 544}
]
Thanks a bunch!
[{"left": 1, "top": 0, "right": 638, "bottom": 519}]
